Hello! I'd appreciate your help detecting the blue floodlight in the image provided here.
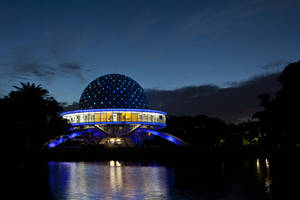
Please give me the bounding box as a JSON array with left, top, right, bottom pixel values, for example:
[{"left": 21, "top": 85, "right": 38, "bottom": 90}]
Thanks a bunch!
[{"left": 139, "top": 128, "right": 189, "bottom": 146}]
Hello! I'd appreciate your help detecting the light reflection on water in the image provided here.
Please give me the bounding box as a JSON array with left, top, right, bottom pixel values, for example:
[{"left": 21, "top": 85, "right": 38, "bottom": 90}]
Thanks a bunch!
[
  {"left": 255, "top": 158, "right": 272, "bottom": 198},
  {"left": 48, "top": 158, "right": 274, "bottom": 200},
  {"left": 49, "top": 161, "right": 169, "bottom": 200}
]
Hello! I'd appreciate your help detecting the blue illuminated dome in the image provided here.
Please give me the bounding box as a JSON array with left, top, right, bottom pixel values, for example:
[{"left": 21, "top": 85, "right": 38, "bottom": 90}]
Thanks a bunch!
[
  {"left": 80, "top": 74, "right": 149, "bottom": 109},
  {"left": 48, "top": 73, "right": 189, "bottom": 149}
]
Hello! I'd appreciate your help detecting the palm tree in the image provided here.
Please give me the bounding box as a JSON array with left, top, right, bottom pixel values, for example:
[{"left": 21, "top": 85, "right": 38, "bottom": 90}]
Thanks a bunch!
[
  {"left": 3, "top": 82, "right": 67, "bottom": 153},
  {"left": 9, "top": 82, "right": 49, "bottom": 102}
]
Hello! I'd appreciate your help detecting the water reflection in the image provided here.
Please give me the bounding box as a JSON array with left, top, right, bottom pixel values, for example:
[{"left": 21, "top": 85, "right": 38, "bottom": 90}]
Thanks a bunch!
[
  {"left": 48, "top": 159, "right": 277, "bottom": 199},
  {"left": 256, "top": 158, "right": 272, "bottom": 198},
  {"left": 265, "top": 159, "right": 272, "bottom": 198},
  {"left": 48, "top": 161, "right": 169, "bottom": 200}
]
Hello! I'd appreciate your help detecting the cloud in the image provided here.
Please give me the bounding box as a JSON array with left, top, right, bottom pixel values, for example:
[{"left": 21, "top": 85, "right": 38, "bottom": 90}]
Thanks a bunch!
[
  {"left": 182, "top": 0, "right": 297, "bottom": 39},
  {"left": 8, "top": 47, "right": 57, "bottom": 81},
  {"left": 183, "top": 0, "right": 267, "bottom": 38},
  {"left": 0, "top": 85, "right": 5, "bottom": 97},
  {"left": 146, "top": 72, "right": 281, "bottom": 123},
  {"left": 261, "top": 60, "right": 291, "bottom": 70},
  {"left": 62, "top": 101, "right": 80, "bottom": 111},
  {"left": 60, "top": 63, "right": 81, "bottom": 70},
  {"left": 60, "top": 62, "right": 86, "bottom": 83},
  {"left": 6, "top": 46, "right": 88, "bottom": 82}
]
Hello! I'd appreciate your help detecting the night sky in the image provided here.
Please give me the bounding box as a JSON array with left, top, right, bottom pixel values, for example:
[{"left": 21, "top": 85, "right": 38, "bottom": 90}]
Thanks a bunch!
[{"left": 1, "top": 0, "right": 299, "bottom": 122}]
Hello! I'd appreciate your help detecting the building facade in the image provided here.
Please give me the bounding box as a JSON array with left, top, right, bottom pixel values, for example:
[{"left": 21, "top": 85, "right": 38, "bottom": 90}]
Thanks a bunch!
[{"left": 48, "top": 74, "right": 188, "bottom": 148}]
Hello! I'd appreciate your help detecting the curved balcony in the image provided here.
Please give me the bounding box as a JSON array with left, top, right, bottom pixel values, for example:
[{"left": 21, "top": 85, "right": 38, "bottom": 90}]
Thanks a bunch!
[{"left": 60, "top": 108, "right": 167, "bottom": 129}]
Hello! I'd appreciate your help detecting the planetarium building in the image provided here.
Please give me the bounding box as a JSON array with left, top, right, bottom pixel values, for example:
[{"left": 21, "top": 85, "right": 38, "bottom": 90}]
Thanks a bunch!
[{"left": 48, "top": 74, "right": 188, "bottom": 148}]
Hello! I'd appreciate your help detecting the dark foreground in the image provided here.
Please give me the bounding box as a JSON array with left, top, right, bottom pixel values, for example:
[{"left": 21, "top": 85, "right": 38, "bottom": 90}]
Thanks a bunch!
[{"left": 6, "top": 147, "right": 300, "bottom": 200}]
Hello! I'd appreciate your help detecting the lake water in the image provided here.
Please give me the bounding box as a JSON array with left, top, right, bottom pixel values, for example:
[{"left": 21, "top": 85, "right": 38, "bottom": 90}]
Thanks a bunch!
[{"left": 15, "top": 157, "right": 300, "bottom": 199}]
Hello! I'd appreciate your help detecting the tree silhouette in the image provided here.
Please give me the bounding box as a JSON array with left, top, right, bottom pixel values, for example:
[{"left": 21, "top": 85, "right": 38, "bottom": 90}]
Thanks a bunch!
[
  {"left": 1, "top": 82, "right": 69, "bottom": 159},
  {"left": 11, "top": 82, "right": 49, "bottom": 98},
  {"left": 253, "top": 60, "right": 300, "bottom": 147},
  {"left": 165, "top": 115, "right": 229, "bottom": 149}
]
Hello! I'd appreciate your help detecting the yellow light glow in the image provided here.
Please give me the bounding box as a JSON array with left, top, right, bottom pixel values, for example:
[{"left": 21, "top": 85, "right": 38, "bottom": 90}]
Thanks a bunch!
[
  {"left": 265, "top": 159, "right": 269, "bottom": 168},
  {"left": 116, "top": 161, "right": 121, "bottom": 167},
  {"left": 110, "top": 139, "right": 115, "bottom": 143},
  {"left": 63, "top": 110, "right": 167, "bottom": 125},
  {"left": 109, "top": 160, "right": 121, "bottom": 167},
  {"left": 110, "top": 160, "right": 115, "bottom": 167}
]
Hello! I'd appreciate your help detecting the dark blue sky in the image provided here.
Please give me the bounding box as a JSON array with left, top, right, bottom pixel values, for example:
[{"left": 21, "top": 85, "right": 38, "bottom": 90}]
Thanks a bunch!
[{"left": 1, "top": 0, "right": 299, "bottom": 105}]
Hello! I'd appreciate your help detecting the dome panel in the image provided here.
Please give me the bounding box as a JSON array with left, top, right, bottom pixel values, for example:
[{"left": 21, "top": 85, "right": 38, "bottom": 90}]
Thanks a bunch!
[{"left": 79, "top": 74, "right": 149, "bottom": 109}]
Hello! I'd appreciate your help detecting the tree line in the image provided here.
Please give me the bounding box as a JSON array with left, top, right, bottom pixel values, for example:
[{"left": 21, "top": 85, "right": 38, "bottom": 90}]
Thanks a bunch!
[
  {"left": 166, "top": 60, "right": 300, "bottom": 150},
  {"left": 1, "top": 60, "right": 299, "bottom": 161}
]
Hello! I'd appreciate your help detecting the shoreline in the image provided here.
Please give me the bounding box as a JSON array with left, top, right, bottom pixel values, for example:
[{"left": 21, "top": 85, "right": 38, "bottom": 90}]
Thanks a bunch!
[{"left": 39, "top": 146, "right": 299, "bottom": 163}]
